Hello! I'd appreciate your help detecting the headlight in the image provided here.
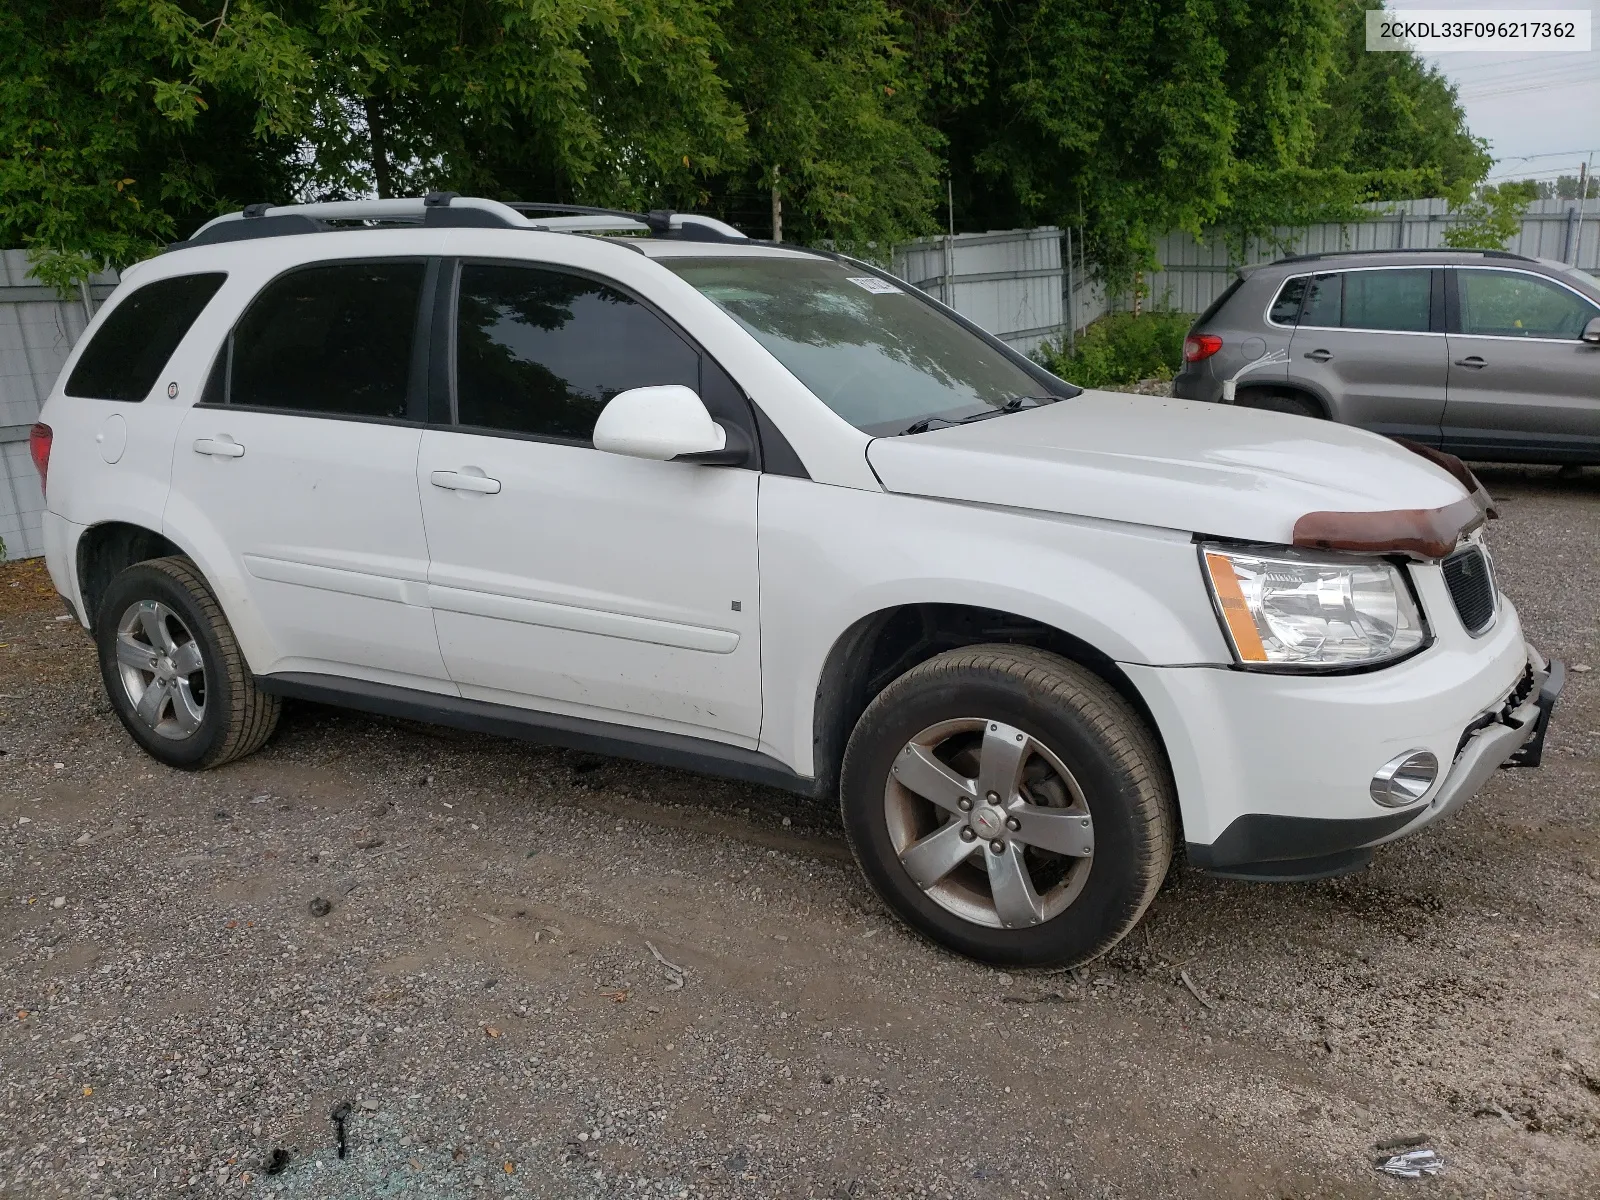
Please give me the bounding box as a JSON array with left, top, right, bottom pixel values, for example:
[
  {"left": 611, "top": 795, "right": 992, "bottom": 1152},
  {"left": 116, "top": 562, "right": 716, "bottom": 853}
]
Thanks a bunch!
[{"left": 1201, "top": 544, "right": 1426, "bottom": 669}]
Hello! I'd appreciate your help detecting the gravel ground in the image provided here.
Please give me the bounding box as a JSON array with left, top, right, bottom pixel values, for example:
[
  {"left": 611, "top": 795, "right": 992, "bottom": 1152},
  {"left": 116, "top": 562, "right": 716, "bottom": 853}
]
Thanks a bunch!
[{"left": 2, "top": 465, "right": 1597, "bottom": 1199}]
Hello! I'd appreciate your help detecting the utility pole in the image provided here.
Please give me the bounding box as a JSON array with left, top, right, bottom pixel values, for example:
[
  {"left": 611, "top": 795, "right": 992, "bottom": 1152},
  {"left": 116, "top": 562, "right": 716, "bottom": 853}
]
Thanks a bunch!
[
  {"left": 1573, "top": 153, "right": 1593, "bottom": 268},
  {"left": 1064, "top": 226, "right": 1075, "bottom": 356},
  {"left": 942, "top": 177, "right": 955, "bottom": 306},
  {"left": 770, "top": 165, "right": 782, "bottom": 244}
]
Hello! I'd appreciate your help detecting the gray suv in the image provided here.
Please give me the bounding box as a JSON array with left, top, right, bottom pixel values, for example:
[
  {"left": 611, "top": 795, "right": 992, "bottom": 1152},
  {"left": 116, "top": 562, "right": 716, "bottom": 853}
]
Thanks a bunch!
[{"left": 1173, "top": 248, "right": 1600, "bottom": 464}]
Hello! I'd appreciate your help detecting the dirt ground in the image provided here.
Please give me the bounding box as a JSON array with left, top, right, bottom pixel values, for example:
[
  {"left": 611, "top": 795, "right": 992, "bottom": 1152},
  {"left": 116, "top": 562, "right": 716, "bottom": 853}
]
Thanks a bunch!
[{"left": 2, "top": 465, "right": 1597, "bottom": 1199}]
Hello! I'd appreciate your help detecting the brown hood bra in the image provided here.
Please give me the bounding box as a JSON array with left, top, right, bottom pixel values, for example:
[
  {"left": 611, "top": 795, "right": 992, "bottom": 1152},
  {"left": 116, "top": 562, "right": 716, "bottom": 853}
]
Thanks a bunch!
[{"left": 1293, "top": 441, "right": 1496, "bottom": 559}]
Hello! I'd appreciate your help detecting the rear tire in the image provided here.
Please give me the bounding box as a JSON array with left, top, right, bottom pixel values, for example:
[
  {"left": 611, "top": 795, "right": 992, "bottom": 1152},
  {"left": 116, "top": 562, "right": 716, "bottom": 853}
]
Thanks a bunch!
[
  {"left": 95, "top": 556, "right": 279, "bottom": 770},
  {"left": 1240, "top": 390, "right": 1322, "bottom": 419},
  {"left": 839, "top": 645, "right": 1176, "bottom": 968}
]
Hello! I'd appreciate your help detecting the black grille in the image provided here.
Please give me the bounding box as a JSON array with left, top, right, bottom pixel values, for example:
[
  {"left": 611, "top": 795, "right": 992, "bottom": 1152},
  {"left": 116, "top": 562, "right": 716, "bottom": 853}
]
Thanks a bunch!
[{"left": 1442, "top": 545, "right": 1496, "bottom": 634}]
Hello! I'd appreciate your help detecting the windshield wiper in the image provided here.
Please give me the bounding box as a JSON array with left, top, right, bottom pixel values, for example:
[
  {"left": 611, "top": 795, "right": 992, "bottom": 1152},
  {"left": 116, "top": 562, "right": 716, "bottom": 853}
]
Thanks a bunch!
[
  {"left": 900, "top": 416, "right": 957, "bottom": 435},
  {"left": 900, "top": 395, "right": 1059, "bottom": 436}
]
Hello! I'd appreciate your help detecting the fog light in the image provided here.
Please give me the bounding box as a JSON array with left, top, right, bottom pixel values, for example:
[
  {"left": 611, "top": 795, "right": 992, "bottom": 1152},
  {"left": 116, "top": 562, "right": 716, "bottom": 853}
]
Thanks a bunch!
[{"left": 1370, "top": 751, "right": 1439, "bottom": 807}]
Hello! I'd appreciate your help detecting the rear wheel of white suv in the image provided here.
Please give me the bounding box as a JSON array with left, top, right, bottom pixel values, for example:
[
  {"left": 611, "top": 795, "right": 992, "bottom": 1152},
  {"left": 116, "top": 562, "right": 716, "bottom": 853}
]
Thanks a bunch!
[
  {"left": 840, "top": 645, "right": 1175, "bottom": 967},
  {"left": 95, "top": 557, "right": 280, "bottom": 770}
]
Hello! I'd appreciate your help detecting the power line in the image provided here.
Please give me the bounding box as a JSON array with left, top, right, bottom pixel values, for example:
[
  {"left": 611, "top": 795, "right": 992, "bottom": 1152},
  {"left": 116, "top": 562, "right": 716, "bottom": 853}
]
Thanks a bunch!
[
  {"left": 1457, "top": 71, "right": 1600, "bottom": 95},
  {"left": 1493, "top": 148, "right": 1600, "bottom": 162},
  {"left": 1458, "top": 77, "right": 1600, "bottom": 100}
]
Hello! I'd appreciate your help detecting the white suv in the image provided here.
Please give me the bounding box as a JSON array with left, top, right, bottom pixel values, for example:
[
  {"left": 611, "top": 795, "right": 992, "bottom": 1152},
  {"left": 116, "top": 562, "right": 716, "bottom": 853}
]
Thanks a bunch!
[{"left": 33, "top": 194, "right": 1564, "bottom": 967}]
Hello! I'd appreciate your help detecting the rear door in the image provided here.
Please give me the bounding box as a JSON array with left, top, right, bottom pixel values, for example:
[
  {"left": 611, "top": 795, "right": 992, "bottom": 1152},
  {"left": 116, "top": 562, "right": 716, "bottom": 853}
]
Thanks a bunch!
[
  {"left": 169, "top": 258, "right": 451, "bottom": 686},
  {"left": 1442, "top": 267, "right": 1600, "bottom": 460},
  {"left": 1286, "top": 267, "right": 1449, "bottom": 443},
  {"left": 416, "top": 258, "right": 763, "bottom": 743}
]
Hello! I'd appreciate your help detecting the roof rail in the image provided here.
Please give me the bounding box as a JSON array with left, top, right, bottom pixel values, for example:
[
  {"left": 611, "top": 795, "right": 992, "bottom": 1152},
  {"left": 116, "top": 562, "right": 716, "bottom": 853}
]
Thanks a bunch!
[
  {"left": 1273, "top": 246, "right": 1536, "bottom": 266},
  {"left": 170, "top": 193, "right": 747, "bottom": 252}
]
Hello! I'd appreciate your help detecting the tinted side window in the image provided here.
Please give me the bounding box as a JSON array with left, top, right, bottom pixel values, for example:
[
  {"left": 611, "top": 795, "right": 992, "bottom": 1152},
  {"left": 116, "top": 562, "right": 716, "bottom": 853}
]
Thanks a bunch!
[
  {"left": 1458, "top": 269, "right": 1600, "bottom": 339},
  {"left": 65, "top": 273, "right": 226, "bottom": 401},
  {"left": 1268, "top": 277, "right": 1306, "bottom": 324},
  {"left": 228, "top": 261, "right": 425, "bottom": 418},
  {"left": 1340, "top": 269, "right": 1431, "bottom": 332},
  {"left": 455, "top": 263, "right": 699, "bottom": 440},
  {"left": 1301, "top": 273, "right": 1341, "bottom": 327}
]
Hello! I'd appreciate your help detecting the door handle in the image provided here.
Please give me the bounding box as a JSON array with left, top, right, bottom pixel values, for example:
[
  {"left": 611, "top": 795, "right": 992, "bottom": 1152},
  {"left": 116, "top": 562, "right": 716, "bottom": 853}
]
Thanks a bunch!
[
  {"left": 193, "top": 437, "right": 245, "bottom": 458},
  {"left": 429, "top": 469, "right": 501, "bottom": 495},
  {"left": 1303, "top": 349, "right": 1333, "bottom": 362},
  {"left": 1454, "top": 356, "right": 1487, "bottom": 369}
]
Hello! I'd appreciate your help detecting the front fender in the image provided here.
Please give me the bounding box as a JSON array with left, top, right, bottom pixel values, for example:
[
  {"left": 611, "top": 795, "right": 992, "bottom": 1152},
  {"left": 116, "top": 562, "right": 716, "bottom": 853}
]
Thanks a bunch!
[{"left": 756, "top": 477, "right": 1229, "bottom": 776}]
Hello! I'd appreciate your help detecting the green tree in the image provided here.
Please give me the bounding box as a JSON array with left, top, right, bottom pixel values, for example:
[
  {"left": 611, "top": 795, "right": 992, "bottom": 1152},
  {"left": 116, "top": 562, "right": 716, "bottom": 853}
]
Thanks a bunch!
[
  {"left": 705, "top": 0, "right": 942, "bottom": 248},
  {"left": 899, "top": 0, "right": 1488, "bottom": 289},
  {"left": 1442, "top": 180, "right": 1539, "bottom": 250},
  {"left": 0, "top": 1, "right": 299, "bottom": 290},
  {"left": 1309, "top": 0, "right": 1490, "bottom": 200},
  {"left": 3, "top": 0, "right": 1496, "bottom": 294},
  {"left": 2, "top": 1, "right": 748, "bottom": 286}
]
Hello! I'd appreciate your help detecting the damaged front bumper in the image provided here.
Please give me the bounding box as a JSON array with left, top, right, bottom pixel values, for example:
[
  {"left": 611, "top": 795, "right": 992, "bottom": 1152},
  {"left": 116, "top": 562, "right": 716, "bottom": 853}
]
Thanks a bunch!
[
  {"left": 1364, "top": 645, "right": 1564, "bottom": 848},
  {"left": 1194, "top": 643, "right": 1564, "bottom": 881}
]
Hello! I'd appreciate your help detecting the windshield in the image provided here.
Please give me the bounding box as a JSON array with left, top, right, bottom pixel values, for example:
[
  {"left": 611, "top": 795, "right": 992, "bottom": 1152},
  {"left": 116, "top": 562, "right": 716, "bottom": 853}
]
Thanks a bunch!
[{"left": 660, "top": 256, "right": 1057, "bottom": 435}]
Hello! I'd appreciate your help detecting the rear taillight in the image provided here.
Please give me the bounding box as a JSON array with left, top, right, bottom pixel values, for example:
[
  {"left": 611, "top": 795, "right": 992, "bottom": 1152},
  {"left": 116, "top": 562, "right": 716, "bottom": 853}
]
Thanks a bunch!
[
  {"left": 29, "top": 422, "right": 52, "bottom": 494},
  {"left": 1183, "top": 334, "right": 1223, "bottom": 362}
]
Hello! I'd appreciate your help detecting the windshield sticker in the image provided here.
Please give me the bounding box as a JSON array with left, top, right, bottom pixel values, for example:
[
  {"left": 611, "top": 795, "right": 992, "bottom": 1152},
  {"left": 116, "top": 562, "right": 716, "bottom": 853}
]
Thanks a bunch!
[{"left": 846, "top": 276, "right": 903, "bottom": 295}]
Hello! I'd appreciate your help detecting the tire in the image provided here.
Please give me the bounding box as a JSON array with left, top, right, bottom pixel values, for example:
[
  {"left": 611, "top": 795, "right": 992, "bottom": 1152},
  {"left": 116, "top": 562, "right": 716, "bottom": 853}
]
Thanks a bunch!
[
  {"left": 839, "top": 645, "right": 1176, "bottom": 968},
  {"left": 1241, "top": 390, "right": 1322, "bottom": 419},
  {"left": 95, "top": 556, "right": 280, "bottom": 770}
]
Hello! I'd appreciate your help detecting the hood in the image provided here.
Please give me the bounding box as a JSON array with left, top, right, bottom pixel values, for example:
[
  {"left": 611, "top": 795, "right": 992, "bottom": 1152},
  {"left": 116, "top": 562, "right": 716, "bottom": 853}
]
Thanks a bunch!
[{"left": 865, "top": 390, "right": 1468, "bottom": 546}]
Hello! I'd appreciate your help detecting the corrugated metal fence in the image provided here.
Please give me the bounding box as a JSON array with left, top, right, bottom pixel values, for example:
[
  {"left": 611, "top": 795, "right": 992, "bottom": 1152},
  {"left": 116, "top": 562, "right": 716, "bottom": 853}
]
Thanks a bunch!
[
  {"left": 892, "top": 227, "right": 1067, "bottom": 355},
  {"left": 892, "top": 197, "right": 1600, "bottom": 352},
  {"left": 0, "top": 251, "right": 118, "bottom": 560}
]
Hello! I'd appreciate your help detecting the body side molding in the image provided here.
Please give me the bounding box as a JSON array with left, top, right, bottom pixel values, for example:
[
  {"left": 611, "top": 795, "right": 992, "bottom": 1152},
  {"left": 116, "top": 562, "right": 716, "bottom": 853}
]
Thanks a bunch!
[{"left": 255, "top": 671, "right": 816, "bottom": 795}]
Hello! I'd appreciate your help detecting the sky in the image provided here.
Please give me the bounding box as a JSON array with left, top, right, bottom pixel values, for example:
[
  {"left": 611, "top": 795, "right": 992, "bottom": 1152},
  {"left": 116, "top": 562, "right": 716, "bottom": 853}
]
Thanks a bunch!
[{"left": 1406, "top": 1, "right": 1600, "bottom": 184}]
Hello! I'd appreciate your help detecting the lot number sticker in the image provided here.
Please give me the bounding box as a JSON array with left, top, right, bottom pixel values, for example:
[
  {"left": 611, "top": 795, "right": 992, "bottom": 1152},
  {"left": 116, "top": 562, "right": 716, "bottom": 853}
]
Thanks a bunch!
[{"left": 847, "top": 276, "right": 903, "bottom": 295}]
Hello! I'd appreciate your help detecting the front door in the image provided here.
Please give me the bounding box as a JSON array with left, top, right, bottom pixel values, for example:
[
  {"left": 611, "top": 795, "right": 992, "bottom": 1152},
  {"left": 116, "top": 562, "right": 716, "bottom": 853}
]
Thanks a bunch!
[
  {"left": 169, "top": 258, "right": 451, "bottom": 686},
  {"left": 1286, "top": 267, "right": 1449, "bottom": 443},
  {"left": 1442, "top": 267, "right": 1600, "bottom": 461},
  {"left": 417, "top": 259, "right": 763, "bottom": 743}
]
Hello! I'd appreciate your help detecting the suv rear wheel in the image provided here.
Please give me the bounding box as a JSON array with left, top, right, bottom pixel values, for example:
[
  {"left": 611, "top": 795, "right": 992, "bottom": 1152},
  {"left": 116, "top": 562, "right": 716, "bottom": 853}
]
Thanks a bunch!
[
  {"left": 840, "top": 645, "right": 1176, "bottom": 967},
  {"left": 95, "top": 556, "right": 280, "bottom": 769},
  {"left": 1240, "top": 389, "right": 1322, "bottom": 419}
]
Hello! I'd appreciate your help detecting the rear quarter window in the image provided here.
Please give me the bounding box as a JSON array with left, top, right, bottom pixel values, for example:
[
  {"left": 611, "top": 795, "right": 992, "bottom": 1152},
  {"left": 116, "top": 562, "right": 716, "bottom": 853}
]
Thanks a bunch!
[
  {"left": 1194, "top": 277, "right": 1245, "bottom": 326},
  {"left": 65, "top": 273, "right": 227, "bottom": 401},
  {"left": 1267, "top": 277, "right": 1307, "bottom": 325}
]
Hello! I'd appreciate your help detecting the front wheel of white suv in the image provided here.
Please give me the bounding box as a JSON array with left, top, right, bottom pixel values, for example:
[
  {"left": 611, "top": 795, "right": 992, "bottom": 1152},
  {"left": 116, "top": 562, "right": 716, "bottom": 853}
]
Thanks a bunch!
[
  {"left": 840, "top": 645, "right": 1176, "bottom": 967},
  {"left": 95, "top": 556, "right": 280, "bottom": 770}
]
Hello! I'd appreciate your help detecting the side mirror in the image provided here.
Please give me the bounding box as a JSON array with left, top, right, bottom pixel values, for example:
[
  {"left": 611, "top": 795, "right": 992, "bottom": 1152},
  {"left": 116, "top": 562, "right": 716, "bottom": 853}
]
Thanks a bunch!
[
  {"left": 593, "top": 385, "right": 729, "bottom": 461},
  {"left": 1582, "top": 316, "right": 1600, "bottom": 344}
]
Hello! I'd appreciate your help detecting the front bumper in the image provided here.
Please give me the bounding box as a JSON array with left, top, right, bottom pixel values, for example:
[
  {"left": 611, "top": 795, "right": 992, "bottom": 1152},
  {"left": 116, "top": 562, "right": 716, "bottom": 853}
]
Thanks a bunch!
[{"left": 1187, "top": 644, "right": 1563, "bottom": 880}]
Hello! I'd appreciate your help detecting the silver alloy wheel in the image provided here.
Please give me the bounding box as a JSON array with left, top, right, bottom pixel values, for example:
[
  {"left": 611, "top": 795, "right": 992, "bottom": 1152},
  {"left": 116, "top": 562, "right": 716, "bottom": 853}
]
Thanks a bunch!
[
  {"left": 114, "top": 600, "right": 206, "bottom": 741},
  {"left": 884, "top": 718, "right": 1094, "bottom": 929}
]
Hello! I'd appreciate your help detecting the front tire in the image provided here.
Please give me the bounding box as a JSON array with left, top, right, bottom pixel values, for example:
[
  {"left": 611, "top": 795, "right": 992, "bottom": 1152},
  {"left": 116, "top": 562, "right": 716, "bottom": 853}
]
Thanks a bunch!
[
  {"left": 840, "top": 645, "right": 1175, "bottom": 967},
  {"left": 95, "top": 556, "right": 280, "bottom": 769}
]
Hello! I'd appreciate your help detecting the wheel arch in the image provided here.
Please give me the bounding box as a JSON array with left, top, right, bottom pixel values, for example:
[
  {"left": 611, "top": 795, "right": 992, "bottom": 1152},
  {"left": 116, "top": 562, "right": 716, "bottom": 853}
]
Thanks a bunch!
[
  {"left": 808, "top": 603, "right": 1172, "bottom": 805},
  {"left": 1232, "top": 380, "right": 1332, "bottom": 419},
  {"left": 75, "top": 521, "right": 183, "bottom": 627}
]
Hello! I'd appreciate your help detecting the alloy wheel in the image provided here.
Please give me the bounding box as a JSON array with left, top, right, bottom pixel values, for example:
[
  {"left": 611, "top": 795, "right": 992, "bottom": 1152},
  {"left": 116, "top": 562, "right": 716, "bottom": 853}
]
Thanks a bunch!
[
  {"left": 114, "top": 600, "right": 206, "bottom": 740},
  {"left": 883, "top": 718, "right": 1094, "bottom": 929}
]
